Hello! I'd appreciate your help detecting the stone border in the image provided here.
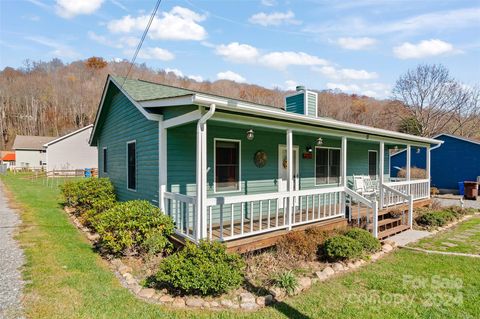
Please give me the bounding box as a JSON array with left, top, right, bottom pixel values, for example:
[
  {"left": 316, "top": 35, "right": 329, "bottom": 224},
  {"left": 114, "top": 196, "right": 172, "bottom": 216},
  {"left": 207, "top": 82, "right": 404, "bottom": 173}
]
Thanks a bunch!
[{"left": 64, "top": 206, "right": 398, "bottom": 311}]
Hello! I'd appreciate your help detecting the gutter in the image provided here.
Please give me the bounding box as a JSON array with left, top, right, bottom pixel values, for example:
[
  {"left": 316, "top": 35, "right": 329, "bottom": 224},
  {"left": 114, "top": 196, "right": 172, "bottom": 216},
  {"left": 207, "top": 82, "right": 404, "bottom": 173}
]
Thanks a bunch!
[{"left": 193, "top": 94, "right": 441, "bottom": 146}]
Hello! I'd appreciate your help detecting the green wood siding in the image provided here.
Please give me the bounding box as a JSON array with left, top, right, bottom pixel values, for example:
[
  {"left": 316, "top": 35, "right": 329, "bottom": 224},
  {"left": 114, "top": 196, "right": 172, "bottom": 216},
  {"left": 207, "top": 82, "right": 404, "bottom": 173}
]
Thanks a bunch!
[
  {"left": 285, "top": 93, "right": 305, "bottom": 115},
  {"left": 97, "top": 85, "right": 159, "bottom": 204},
  {"left": 307, "top": 92, "right": 317, "bottom": 117},
  {"left": 166, "top": 122, "right": 388, "bottom": 197}
]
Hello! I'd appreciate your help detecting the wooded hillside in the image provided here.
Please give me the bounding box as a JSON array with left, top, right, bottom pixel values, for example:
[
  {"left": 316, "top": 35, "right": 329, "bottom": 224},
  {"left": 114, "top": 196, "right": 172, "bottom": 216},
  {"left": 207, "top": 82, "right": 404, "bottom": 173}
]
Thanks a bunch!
[{"left": 0, "top": 57, "right": 478, "bottom": 150}]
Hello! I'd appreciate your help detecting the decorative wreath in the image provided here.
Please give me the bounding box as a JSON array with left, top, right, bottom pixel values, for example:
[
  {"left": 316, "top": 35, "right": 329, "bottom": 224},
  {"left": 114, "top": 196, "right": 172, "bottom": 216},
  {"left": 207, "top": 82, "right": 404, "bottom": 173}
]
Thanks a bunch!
[
  {"left": 254, "top": 150, "right": 268, "bottom": 168},
  {"left": 282, "top": 158, "right": 288, "bottom": 169}
]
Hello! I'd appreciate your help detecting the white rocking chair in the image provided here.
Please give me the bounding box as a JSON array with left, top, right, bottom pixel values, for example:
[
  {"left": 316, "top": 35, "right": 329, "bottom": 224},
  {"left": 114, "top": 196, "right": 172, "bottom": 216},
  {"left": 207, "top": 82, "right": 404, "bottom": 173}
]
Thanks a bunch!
[{"left": 353, "top": 175, "right": 378, "bottom": 199}]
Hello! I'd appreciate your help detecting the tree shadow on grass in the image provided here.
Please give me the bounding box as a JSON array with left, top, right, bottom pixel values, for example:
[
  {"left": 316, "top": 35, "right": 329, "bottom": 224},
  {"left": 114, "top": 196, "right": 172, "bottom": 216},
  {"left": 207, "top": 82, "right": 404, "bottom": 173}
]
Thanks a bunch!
[{"left": 244, "top": 277, "right": 310, "bottom": 319}]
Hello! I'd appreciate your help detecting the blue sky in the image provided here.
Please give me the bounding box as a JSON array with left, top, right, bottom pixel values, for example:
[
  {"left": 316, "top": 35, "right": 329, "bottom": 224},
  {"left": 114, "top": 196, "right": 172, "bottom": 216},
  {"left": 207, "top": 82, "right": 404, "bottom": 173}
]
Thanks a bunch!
[{"left": 1, "top": 0, "right": 479, "bottom": 98}]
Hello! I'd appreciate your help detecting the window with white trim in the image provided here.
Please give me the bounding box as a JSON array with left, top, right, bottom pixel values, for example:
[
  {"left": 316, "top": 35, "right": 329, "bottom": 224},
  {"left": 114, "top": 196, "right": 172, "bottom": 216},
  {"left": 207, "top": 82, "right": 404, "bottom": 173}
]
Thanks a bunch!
[
  {"left": 215, "top": 140, "right": 240, "bottom": 192},
  {"left": 127, "top": 141, "right": 136, "bottom": 190},
  {"left": 103, "top": 147, "right": 108, "bottom": 173},
  {"left": 315, "top": 147, "right": 340, "bottom": 184}
]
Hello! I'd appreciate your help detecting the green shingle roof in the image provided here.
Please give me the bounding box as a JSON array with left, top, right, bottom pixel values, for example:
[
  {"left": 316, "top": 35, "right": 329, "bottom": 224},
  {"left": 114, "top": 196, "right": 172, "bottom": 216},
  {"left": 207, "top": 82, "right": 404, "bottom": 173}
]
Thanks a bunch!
[{"left": 111, "top": 76, "right": 194, "bottom": 102}]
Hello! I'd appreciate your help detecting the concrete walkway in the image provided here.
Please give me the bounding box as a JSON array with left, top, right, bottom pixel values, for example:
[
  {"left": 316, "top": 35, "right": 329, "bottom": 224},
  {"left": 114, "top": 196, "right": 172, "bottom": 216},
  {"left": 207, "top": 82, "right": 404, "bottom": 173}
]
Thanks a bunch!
[
  {"left": 388, "top": 229, "right": 431, "bottom": 246},
  {"left": 0, "top": 182, "right": 24, "bottom": 319}
]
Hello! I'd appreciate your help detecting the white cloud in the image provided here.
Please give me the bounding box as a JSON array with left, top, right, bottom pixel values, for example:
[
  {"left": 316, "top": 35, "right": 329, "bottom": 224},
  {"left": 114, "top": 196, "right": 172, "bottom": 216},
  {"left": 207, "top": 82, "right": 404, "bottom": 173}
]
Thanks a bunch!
[
  {"left": 284, "top": 80, "right": 298, "bottom": 90},
  {"left": 165, "top": 68, "right": 183, "bottom": 77},
  {"left": 124, "top": 47, "right": 174, "bottom": 61},
  {"left": 107, "top": 6, "right": 207, "bottom": 41},
  {"left": 326, "top": 82, "right": 391, "bottom": 98},
  {"left": 188, "top": 75, "right": 203, "bottom": 82},
  {"left": 55, "top": 0, "right": 104, "bottom": 19},
  {"left": 316, "top": 66, "right": 378, "bottom": 80},
  {"left": 259, "top": 51, "right": 328, "bottom": 70},
  {"left": 215, "top": 42, "right": 259, "bottom": 63},
  {"left": 217, "top": 71, "right": 246, "bottom": 83},
  {"left": 261, "top": 0, "right": 277, "bottom": 6},
  {"left": 304, "top": 8, "right": 480, "bottom": 37},
  {"left": 26, "top": 36, "right": 80, "bottom": 59},
  {"left": 337, "top": 37, "right": 376, "bottom": 50},
  {"left": 249, "top": 10, "right": 300, "bottom": 26},
  {"left": 164, "top": 68, "right": 203, "bottom": 81},
  {"left": 393, "top": 39, "right": 457, "bottom": 59}
]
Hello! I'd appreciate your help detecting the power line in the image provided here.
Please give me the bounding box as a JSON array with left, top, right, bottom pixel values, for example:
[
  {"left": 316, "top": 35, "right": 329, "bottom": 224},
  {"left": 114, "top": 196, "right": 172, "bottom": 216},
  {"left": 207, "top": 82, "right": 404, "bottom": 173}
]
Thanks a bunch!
[{"left": 122, "top": 0, "right": 162, "bottom": 88}]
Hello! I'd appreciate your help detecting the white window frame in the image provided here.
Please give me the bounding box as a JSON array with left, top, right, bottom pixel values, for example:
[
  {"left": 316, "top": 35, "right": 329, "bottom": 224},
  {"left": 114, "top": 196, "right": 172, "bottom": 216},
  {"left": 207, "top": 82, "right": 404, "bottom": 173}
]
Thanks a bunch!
[
  {"left": 368, "top": 150, "right": 378, "bottom": 180},
  {"left": 314, "top": 146, "right": 341, "bottom": 186},
  {"left": 102, "top": 147, "right": 108, "bottom": 173},
  {"left": 126, "top": 140, "right": 137, "bottom": 192},
  {"left": 213, "top": 138, "right": 242, "bottom": 194}
]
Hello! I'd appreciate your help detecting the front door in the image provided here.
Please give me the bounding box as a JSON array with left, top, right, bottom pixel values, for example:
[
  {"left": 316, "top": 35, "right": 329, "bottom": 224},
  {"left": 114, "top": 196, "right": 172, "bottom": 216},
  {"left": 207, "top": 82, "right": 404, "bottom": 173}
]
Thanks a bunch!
[{"left": 278, "top": 145, "right": 300, "bottom": 192}]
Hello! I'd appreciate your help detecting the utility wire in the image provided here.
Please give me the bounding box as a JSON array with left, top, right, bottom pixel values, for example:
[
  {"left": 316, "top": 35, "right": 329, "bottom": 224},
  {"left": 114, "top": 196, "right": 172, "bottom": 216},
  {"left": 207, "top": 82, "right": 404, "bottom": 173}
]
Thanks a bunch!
[{"left": 122, "top": 0, "right": 162, "bottom": 88}]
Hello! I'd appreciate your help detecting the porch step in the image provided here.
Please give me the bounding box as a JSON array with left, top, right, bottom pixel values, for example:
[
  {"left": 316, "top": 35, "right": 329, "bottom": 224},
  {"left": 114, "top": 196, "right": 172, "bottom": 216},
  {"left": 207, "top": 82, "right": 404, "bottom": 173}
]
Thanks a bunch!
[
  {"left": 378, "top": 225, "right": 410, "bottom": 239},
  {"left": 368, "top": 217, "right": 403, "bottom": 229}
]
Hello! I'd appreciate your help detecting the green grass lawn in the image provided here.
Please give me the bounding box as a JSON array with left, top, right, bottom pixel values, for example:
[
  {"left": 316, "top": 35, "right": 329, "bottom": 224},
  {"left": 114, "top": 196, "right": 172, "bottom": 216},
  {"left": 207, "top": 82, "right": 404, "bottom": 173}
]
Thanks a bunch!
[
  {"left": 2, "top": 173, "right": 480, "bottom": 319},
  {"left": 412, "top": 216, "right": 480, "bottom": 255}
]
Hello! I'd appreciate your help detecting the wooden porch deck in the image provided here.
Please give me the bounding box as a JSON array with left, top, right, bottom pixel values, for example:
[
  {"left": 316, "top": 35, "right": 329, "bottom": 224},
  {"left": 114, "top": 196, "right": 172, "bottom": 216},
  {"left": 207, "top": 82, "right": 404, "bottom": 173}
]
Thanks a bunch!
[{"left": 170, "top": 198, "right": 432, "bottom": 253}]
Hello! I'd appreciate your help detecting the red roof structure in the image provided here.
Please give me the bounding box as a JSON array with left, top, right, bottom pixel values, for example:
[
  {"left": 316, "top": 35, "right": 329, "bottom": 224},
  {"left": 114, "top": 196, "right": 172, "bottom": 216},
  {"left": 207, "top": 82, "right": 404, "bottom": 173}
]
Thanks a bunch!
[{"left": 2, "top": 153, "right": 15, "bottom": 161}]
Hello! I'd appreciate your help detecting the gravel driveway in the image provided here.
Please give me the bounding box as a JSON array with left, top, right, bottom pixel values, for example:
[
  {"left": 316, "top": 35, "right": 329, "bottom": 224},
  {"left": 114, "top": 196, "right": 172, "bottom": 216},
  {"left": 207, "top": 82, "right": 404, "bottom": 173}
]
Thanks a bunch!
[
  {"left": 434, "top": 196, "right": 480, "bottom": 210},
  {"left": 0, "top": 182, "right": 24, "bottom": 319}
]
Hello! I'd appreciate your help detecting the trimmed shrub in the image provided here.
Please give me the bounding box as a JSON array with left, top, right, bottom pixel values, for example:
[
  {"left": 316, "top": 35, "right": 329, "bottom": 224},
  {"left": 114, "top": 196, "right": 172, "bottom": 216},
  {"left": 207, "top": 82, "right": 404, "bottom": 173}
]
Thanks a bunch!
[
  {"left": 345, "top": 228, "right": 381, "bottom": 253},
  {"left": 416, "top": 210, "right": 456, "bottom": 227},
  {"left": 276, "top": 227, "right": 341, "bottom": 262},
  {"left": 156, "top": 241, "right": 245, "bottom": 296},
  {"left": 92, "top": 200, "right": 174, "bottom": 255},
  {"left": 60, "top": 178, "right": 115, "bottom": 214},
  {"left": 323, "top": 235, "right": 363, "bottom": 261},
  {"left": 274, "top": 271, "right": 298, "bottom": 296}
]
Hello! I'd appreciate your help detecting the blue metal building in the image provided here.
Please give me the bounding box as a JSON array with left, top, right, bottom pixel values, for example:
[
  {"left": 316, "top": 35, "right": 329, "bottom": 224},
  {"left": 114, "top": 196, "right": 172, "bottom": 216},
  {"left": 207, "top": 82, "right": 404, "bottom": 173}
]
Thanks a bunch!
[{"left": 390, "top": 133, "right": 480, "bottom": 192}]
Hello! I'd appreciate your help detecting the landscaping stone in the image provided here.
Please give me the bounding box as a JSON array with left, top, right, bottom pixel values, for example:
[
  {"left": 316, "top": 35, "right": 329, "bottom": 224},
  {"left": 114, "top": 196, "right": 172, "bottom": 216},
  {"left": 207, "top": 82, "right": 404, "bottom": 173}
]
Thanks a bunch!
[
  {"left": 159, "top": 295, "right": 174, "bottom": 303},
  {"left": 220, "top": 299, "right": 235, "bottom": 308},
  {"left": 370, "top": 252, "right": 383, "bottom": 261},
  {"left": 382, "top": 243, "right": 393, "bottom": 252},
  {"left": 240, "top": 302, "right": 258, "bottom": 310},
  {"left": 269, "top": 287, "right": 285, "bottom": 300},
  {"left": 239, "top": 292, "right": 256, "bottom": 304},
  {"left": 315, "top": 271, "right": 329, "bottom": 281},
  {"left": 172, "top": 297, "right": 186, "bottom": 308},
  {"left": 210, "top": 301, "right": 220, "bottom": 308},
  {"left": 86, "top": 233, "right": 100, "bottom": 241},
  {"left": 118, "top": 265, "right": 133, "bottom": 275},
  {"left": 138, "top": 288, "right": 156, "bottom": 299},
  {"left": 256, "top": 296, "right": 266, "bottom": 306},
  {"left": 322, "top": 266, "right": 335, "bottom": 276},
  {"left": 297, "top": 277, "right": 312, "bottom": 291},
  {"left": 264, "top": 294, "right": 273, "bottom": 305},
  {"left": 202, "top": 301, "right": 211, "bottom": 308},
  {"left": 129, "top": 284, "right": 142, "bottom": 294},
  {"left": 110, "top": 258, "right": 123, "bottom": 268},
  {"left": 353, "top": 260, "right": 363, "bottom": 268},
  {"left": 332, "top": 262, "right": 345, "bottom": 272}
]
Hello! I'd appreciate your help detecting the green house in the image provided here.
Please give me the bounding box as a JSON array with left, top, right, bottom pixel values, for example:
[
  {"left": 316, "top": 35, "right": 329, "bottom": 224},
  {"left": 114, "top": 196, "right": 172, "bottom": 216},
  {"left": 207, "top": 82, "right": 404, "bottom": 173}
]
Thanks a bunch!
[{"left": 90, "top": 75, "right": 441, "bottom": 250}]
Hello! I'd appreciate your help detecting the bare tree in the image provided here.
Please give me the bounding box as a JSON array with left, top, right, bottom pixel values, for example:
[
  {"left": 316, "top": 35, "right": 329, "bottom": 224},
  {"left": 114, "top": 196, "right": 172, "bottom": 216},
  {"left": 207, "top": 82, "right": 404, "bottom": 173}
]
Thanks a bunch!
[{"left": 392, "top": 64, "right": 473, "bottom": 137}]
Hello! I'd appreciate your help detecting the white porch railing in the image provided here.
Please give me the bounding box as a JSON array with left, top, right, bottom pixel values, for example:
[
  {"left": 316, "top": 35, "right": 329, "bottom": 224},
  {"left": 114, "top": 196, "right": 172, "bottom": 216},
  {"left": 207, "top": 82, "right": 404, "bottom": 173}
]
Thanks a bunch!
[
  {"left": 164, "top": 191, "right": 197, "bottom": 242},
  {"left": 384, "top": 179, "right": 429, "bottom": 201},
  {"left": 205, "top": 187, "right": 345, "bottom": 241},
  {"left": 163, "top": 186, "right": 385, "bottom": 242},
  {"left": 344, "top": 188, "right": 378, "bottom": 237}
]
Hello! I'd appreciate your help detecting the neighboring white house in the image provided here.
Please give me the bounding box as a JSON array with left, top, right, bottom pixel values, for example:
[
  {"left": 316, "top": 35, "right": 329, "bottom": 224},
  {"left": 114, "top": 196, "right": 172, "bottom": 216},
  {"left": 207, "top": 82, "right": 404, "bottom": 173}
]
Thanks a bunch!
[
  {"left": 44, "top": 125, "right": 97, "bottom": 172},
  {"left": 12, "top": 135, "right": 56, "bottom": 169}
]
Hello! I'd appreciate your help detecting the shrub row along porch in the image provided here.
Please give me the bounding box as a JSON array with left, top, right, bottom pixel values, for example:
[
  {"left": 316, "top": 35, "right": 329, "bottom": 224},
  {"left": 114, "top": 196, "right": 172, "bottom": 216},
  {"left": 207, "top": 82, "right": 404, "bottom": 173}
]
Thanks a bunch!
[{"left": 89, "top": 76, "right": 441, "bottom": 250}]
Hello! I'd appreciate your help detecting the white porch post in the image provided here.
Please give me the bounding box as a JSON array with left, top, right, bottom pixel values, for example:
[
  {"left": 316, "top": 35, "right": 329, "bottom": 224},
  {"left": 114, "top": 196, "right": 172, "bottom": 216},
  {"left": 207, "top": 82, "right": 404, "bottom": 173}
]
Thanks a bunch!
[
  {"left": 158, "top": 121, "right": 167, "bottom": 212},
  {"left": 195, "top": 121, "right": 208, "bottom": 240},
  {"left": 341, "top": 137, "right": 347, "bottom": 215},
  {"left": 406, "top": 144, "right": 411, "bottom": 195},
  {"left": 426, "top": 145, "right": 431, "bottom": 198},
  {"left": 287, "top": 129, "right": 293, "bottom": 230},
  {"left": 379, "top": 141, "right": 385, "bottom": 208}
]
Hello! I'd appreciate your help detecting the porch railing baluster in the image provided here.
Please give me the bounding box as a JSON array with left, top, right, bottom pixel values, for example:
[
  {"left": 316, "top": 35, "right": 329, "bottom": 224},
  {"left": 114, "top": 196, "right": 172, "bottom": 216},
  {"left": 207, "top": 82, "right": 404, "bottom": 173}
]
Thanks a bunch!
[{"left": 230, "top": 204, "right": 234, "bottom": 237}]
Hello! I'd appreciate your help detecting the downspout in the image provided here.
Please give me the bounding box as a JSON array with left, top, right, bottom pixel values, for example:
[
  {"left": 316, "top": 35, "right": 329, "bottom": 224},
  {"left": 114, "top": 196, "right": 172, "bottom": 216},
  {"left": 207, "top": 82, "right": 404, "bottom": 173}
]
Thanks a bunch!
[{"left": 196, "top": 104, "right": 216, "bottom": 241}]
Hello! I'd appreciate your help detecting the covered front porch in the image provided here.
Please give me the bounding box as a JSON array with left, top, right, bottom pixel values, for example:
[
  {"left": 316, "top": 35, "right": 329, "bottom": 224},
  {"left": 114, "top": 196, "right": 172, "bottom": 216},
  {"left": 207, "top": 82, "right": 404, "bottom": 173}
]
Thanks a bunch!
[{"left": 158, "top": 106, "right": 432, "bottom": 248}]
